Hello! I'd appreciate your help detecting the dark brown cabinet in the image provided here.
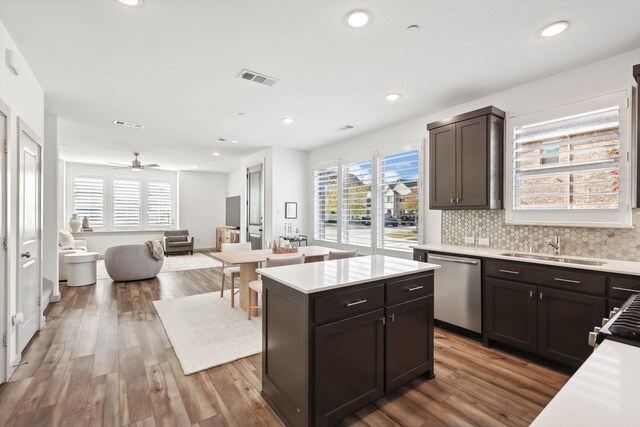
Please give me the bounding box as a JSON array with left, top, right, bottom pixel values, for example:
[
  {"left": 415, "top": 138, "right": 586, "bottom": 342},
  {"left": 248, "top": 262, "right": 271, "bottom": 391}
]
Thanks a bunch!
[
  {"left": 262, "top": 272, "right": 435, "bottom": 427},
  {"left": 314, "top": 309, "right": 385, "bottom": 426},
  {"left": 483, "top": 259, "right": 606, "bottom": 368},
  {"left": 428, "top": 106, "right": 504, "bottom": 210},
  {"left": 484, "top": 278, "right": 538, "bottom": 353}
]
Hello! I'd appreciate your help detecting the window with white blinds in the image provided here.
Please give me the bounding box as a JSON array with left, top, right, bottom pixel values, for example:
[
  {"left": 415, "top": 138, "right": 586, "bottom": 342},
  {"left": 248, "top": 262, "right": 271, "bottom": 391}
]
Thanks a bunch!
[
  {"left": 376, "top": 149, "right": 420, "bottom": 250},
  {"left": 73, "top": 177, "right": 104, "bottom": 228},
  {"left": 507, "top": 90, "right": 631, "bottom": 227},
  {"left": 113, "top": 178, "right": 140, "bottom": 227},
  {"left": 313, "top": 164, "right": 338, "bottom": 242},
  {"left": 147, "top": 181, "right": 172, "bottom": 226},
  {"left": 342, "top": 160, "right": 372, "bottom": 246}
]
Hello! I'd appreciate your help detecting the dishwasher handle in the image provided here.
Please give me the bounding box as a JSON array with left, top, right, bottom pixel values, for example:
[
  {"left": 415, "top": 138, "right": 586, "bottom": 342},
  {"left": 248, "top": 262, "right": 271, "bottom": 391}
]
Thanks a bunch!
[{"left": 427, "top": 254, "right": 479, "bottom": 265}]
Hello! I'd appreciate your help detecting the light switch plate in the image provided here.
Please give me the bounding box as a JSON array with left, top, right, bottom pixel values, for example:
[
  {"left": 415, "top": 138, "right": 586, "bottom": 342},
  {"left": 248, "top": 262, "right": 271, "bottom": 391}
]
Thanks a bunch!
[
  {"left": 464, "top": 236, "right": 475, "bottom": 245},
  {"left": 478, "top": 237, "right": 490, "bottom": 246}
]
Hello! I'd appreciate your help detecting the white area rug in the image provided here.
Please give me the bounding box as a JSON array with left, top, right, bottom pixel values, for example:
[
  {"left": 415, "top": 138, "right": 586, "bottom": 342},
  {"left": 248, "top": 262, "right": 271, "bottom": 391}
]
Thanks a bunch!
[
  {"left": 97, "top": 252, "right": 221, "bottom": 280},
  {"left": 153, "top": 292, "right": 262, "bottom": 375}
]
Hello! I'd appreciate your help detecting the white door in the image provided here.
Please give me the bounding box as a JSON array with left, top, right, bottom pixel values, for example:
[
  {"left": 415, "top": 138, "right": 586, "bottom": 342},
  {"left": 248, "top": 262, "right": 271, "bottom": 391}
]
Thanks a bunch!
[
  {"left": 0, "top": 100, "right": 8, "bottom": 383},
  {"left": 17, "top": 119, "right": 42, "bottom": 353}
]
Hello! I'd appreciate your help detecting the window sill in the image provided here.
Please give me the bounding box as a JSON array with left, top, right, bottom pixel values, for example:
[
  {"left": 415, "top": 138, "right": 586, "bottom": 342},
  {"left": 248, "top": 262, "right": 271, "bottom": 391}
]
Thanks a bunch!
[{"left": 71, "top": 230, "right": 167, "bottom": 236}]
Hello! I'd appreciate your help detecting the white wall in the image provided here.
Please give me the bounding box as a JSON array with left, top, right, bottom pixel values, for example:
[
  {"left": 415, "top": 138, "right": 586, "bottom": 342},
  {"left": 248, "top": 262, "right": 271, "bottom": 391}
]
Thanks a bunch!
[
  {"left": 271, "top": 147, "right": 308, "bottom": 239},
  {"left": 0, "top": 18, "right": 45, "bottom": 379},
  {"left": 308, "top": 47, "right": 640, "bottom": 253},
  {"left": 43, "top": 113, "right": 59, "bottom": 301},
  {"left": 70, "top": 230, "right": 164, "bottom": 256},
  {"left": 178, "top": 170, "right": 227, "bottom": 249}
]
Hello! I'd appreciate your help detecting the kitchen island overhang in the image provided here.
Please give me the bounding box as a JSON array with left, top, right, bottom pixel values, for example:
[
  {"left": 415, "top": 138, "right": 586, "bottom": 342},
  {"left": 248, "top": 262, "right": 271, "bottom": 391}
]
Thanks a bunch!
[{"left": 257, "top": 255, "right": 440, "bottom": 427}]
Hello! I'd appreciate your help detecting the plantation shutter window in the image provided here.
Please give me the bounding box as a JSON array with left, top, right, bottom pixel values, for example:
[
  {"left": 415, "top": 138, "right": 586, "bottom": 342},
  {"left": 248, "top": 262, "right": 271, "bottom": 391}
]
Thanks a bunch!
[
  {"left": 376, "top": 148, "right": 420, "bottom": 250},
  {"left": 507, "top": 90, "right": 631, "bottom": 227},
  {"left": 148, "top": 181, "right": 172, "bottom": 226},
  {"left": 113, "top": 178, "right": 140, "bottom": 227},
  {"left": 313, "top": 163, "right": 338, "bottom": 242},
  {"left": 342, "top": 160, "right": 372, "bottom": 247},
  {"left": 73, "top": 176, "right": 104, "bottom": 228}
]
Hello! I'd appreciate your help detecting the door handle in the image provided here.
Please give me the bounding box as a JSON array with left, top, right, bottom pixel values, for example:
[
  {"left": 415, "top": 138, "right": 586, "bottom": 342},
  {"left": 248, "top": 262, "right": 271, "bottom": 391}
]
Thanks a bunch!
[{"left": 21, "top": 252, "right": 31, "bottom": 259}]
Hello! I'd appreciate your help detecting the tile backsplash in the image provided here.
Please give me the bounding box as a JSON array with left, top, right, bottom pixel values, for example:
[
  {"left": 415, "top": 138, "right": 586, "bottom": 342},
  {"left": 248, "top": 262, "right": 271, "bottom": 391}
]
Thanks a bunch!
[{"left": 441, "top": 210, "right": 640, "bottom": 262}]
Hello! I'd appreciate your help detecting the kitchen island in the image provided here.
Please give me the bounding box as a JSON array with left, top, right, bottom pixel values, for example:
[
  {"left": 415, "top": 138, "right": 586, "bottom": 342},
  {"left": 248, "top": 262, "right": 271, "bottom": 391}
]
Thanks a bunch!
[{"left": 256, "top": 255, "right": 440, "bottom": 427}]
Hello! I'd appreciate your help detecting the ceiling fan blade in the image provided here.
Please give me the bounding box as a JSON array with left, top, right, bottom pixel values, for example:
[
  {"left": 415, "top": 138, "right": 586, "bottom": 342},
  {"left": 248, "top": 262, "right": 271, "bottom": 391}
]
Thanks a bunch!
[
  {"left": 108, "top": 162, "right": 130, "bottom": 167},
  {"left": 142, "top": 164, "right": 160, "bottom": 168}
]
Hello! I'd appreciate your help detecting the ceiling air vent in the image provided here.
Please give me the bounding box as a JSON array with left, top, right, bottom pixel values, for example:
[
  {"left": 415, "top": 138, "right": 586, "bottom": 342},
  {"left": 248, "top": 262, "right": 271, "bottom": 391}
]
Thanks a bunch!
[
  {"left": 238, "top": 69, "right": 278, "bottom": 87},
  {"left": 338, "top": 125, "right": 355, "bottom": 131},
  {"left": 113, "top": 120, "right": 145, "bottom": 129}
]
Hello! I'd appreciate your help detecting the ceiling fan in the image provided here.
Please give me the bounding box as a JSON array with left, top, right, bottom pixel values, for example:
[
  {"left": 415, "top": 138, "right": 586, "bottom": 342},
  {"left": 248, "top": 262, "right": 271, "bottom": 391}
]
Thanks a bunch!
[{"left": 109, "top": 152, "right": 160, "bottom": 171}]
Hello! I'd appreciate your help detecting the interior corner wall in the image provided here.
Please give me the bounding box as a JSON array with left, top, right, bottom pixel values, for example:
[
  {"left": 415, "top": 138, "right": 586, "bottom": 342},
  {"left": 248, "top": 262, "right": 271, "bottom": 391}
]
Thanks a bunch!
[
  {"left": 177, "top": 170, "right": 227, "bottom": 249},
  {"left": 43, "top": 113, "right": 59, "bottom": 299},
  {"left": 0, "top": 18, "right": 45, "bottom": 377}
]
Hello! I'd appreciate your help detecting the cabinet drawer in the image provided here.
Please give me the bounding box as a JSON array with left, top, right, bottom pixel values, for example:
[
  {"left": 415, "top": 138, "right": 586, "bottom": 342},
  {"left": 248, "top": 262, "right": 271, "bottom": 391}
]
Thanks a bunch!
[
  {"left": 485, "top": 260, "right": 605, "bottom": 295},
  {"left": 315, "top": 284, "right": 385, "bottom": 325},
  {"left": 609, "top": 276, "right": 640, "bottom": 299},
  {"left": 386, "top": 274, "right": 434, "bottom": 306}
]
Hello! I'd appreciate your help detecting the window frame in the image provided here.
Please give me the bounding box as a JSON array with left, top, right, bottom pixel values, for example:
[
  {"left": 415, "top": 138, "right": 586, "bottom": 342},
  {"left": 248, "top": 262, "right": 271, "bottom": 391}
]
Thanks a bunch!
[
  {"left": 147, "top": 180, "right": 173, "bottom": 227},
  {"left": 72, "top": 175, "right": 105, "bottom": 230},
  {"left": 313, "top": 161, "right": 340, "bottom": 243},
  {"left": 112, "top": 177, "right": 141, "bottom": 229},
  {"left": 505, "top": 89, "right": 632, "bottom": 228}
]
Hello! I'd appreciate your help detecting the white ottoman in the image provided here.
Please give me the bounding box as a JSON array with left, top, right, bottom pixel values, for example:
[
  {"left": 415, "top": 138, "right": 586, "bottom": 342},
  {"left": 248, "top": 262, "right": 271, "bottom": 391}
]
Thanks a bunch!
[{"left": 64, "top": 252, "right": 99, "bottom": 286}]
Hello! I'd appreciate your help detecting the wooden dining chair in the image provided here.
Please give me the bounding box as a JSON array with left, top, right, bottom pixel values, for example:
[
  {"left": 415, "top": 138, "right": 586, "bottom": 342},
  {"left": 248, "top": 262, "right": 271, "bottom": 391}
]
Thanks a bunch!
[
  {"left": 220, "top": 242, "right": 252, "bottom": 307},
  {"left": 328, "top": 249, "right": 358, "bottom": 260},
  {"left": 247, "top": 255, "right": 305, "bottom": 320}
]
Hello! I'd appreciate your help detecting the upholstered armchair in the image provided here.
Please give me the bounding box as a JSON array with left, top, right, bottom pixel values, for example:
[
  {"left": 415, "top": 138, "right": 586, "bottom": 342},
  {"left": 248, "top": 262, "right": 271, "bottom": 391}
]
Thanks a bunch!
[
  {"left": 162, "top": 229, "right": 194, "bottom": 256},
  {"left": 58, "top": 230, "right": 87, "bottom": 281}
]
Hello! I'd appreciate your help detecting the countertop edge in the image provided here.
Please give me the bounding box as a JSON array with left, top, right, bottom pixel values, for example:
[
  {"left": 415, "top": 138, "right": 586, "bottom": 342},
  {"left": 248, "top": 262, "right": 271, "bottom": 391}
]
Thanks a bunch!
[{"left": 413, "top": 244, "right": 640, "bottom": 276}]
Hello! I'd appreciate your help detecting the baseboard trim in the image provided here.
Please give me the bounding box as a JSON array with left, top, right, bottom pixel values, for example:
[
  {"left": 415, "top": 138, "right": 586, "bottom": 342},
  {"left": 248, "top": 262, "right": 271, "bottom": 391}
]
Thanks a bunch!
[{"left": 50, "top": 292, "right": 61, "bottom": 302}]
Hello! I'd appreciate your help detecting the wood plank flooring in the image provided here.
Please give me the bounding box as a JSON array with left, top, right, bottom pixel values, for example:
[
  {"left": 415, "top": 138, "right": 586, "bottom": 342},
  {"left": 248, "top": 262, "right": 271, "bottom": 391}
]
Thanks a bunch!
[{"left": 0, "top": 263, "right": 570, "bottom": 426}]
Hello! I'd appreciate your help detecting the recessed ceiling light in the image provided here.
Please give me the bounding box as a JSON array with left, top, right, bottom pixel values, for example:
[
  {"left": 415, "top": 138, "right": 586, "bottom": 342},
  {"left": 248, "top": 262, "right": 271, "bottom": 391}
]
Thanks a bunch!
[
  {"left": 541, "top": 21, "right": 569, "bottom": 37},
  {"left": 282, "top": 117, "right": 294, "bottom": 124},
  {"left": 231, "top": 140, "right": 238, "bottom": 143},
  {"left": 213, "top": 152, "right": 221, "bottom": 156},
  {"left": 191, "top": 165, "right": 197, "bottom": 169},
  {"left": 116, "top": 0, "right": 141, "bottom": 6},
  {"left": 346, "top": 10, "right": 370, "bottom": 28},
  {"left": 385, "top": 93, "right": 401, "bottom": 101}
]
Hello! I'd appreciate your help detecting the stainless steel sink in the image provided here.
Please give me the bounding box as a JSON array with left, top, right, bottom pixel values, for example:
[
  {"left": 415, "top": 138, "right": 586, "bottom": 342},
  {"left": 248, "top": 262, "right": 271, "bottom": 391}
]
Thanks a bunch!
[{"left": 499, "top": 252, "right": 607, "bottom": 266}]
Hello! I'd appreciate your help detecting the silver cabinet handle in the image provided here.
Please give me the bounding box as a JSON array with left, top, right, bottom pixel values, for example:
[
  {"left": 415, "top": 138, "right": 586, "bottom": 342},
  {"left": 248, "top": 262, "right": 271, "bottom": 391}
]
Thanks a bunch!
[
  {"left": 540, "top": 292, "right": 543, "bottom": 299},
  {"left": 554, "top": 277, "right": 581, "bottom": 284},
  {"left": 529, "top": 291, "right": 533, "bottom": 298},
  {"left": 346, "top": 299, "right": 368, "bottom": 307},
  {"left": 456, "top": 197, "right": 460, "bottom": 203},
  {"left": 428, "top": 255, "right": 479, "bottom": 265},
  {"left": 498, "top": 269, "right": 520, "bottom": 275},
  {"left": 408, "top": 285, "right": 423, "bottom": 292},
  {"left": 388, "top": 314, "right": 395, "bottom": 322},
  {"left": 450, "top": 198, "right": 454, "bottom": 204},
  {"left": 611, "top": 286, "right": 640, "bottom": 294}
]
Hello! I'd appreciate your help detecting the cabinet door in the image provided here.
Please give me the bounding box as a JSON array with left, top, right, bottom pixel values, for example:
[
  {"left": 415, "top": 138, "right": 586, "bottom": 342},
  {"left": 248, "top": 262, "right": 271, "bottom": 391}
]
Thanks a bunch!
[
  {"left": 537, "top": 287, "right": 605, "bottom": 367},
  {"left": 429, "top": 123, "right": 456, "bottom": 208},
  {"left": 314, "top": 309, "right": 385, "bottom": 427},
  {"left": 385, "top": 296, "right": 434, "bottom": 392},
  {"left": 484, "top": 278, "right": 537, "bottom": 353},
  {"left": 456, "top": 116, "right": 488, "bottom": 207}
]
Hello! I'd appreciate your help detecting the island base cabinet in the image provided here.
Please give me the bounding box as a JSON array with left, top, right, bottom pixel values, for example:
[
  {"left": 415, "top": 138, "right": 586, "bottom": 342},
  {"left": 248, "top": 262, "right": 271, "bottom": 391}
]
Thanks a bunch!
[
  {"left": 484, "top": 278, "right": 537, "bottom": 353},
  {"left": 537, "top": 287, "right": 605, "bottom": 367},
  {"left": 314, "top": 309, "right": 385, "bottom": 427},
  {"left": 385, "top": 296, "right": 434, "bottom": 392}
]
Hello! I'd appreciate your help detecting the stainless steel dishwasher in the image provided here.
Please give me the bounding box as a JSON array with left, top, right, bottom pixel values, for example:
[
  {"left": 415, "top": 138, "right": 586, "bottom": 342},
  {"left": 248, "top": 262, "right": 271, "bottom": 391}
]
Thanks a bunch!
[{"left": 427, "top": 253, "right": 482, "bottom": 333}]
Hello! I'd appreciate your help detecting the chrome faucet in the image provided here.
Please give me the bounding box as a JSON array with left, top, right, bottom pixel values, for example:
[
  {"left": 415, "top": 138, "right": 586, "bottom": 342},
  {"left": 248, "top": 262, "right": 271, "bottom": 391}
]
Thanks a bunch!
[{"left": 547, "top": 235, "right": 560, "bottom": 255}]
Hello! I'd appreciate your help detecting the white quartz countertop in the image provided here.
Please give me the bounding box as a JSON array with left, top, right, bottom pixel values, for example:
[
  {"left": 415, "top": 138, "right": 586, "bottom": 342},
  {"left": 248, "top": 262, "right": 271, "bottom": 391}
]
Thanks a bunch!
[
  {"left": 532, "top": 339, "right": 640, "bottom": 427},
  {"left": 256, "top": 255, "right": 440, "bottom": 294},
  {"left": 413, "top": 243, "right": 640, "bottom": 276}
]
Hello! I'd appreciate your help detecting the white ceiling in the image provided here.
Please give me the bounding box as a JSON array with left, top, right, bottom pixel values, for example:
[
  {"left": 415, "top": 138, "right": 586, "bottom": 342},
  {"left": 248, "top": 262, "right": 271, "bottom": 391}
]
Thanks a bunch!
[{"left": 0, "top": 0, "right": 639, "bottom": 173}]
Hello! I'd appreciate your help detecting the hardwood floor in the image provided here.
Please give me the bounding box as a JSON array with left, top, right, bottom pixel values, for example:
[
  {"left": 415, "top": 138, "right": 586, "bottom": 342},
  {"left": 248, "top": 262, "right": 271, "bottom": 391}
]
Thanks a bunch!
[{"left": 0, "top": 265, "right": 570, "bottom": 426}]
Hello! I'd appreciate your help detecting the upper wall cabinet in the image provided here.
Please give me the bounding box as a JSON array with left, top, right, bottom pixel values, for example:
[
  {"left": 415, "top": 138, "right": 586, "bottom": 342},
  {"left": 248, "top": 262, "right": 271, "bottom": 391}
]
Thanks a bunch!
[{"left": 427, "top": 106, "right": 505, "bottom": 210}]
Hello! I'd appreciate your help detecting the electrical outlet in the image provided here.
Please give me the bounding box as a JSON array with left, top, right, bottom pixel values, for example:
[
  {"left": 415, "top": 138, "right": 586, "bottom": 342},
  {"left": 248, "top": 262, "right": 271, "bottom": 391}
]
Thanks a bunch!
[
  {"left": 464, "top": 236, "right": 475, "bottom": 245},
  {"left": 478, "top": 237, "right": 490, "bottom": 246}
]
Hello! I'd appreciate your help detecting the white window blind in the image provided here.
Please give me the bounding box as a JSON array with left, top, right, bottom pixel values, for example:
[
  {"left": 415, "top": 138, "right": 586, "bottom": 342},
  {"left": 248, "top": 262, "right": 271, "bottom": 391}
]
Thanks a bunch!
[
  {"left": 313, "top": 164, "right": 338, "bottom": 242},
  {"left": 377, "top": 149, "right": 420, "bottom": 250},
  {"left": 342, "top": 160, "right": 372, "bottom": 246},
  {"left": 73, "top": 176, "right": 104, "bottom": 228},
  {"left": 147, "top": 181, "right": 172, "bottom": 226},
  {"left": 113, "top": 178, "right": 140, "bottom": 227},
  {"left": 507, "top": 90, "right": 631, "bottom": 227}
]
